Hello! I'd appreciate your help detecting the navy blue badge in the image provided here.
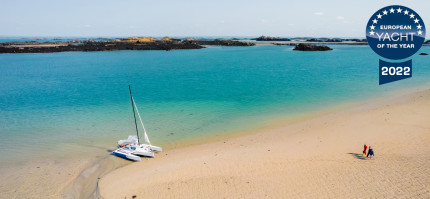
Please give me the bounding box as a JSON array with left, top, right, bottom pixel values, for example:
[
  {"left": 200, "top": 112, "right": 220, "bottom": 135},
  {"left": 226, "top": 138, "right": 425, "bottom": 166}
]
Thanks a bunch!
[
  {"left": 379, "top": 59, "right": 412, "bottom": 85},
  {"left": 366, "top": 5, "right": 426, "bottom": 85}
]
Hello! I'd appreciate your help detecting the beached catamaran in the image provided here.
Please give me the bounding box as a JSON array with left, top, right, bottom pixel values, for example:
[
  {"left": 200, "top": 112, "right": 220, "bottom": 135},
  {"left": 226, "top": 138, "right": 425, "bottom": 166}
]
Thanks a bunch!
[
  {"left": 112, "top": 147, "right": 141, "bottom": 161},
  {"left": 113, "top": 85, "right": 162, "bottom": 161}
]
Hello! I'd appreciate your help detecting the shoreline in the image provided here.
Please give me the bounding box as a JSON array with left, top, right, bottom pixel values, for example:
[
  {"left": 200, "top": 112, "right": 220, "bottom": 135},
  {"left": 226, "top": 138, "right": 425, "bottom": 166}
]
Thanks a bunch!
[
  {"left": 127, "top": 81, "right": 430, "bottom": 152},
  {"left": 98, "top": 86, "right": 430, "bottom": 198},
  {"left": 2, "top": 82, "right": 429, "bottom": 198},
  {"left": 66, "top": 83, "right": 430, "bottom": 198}
]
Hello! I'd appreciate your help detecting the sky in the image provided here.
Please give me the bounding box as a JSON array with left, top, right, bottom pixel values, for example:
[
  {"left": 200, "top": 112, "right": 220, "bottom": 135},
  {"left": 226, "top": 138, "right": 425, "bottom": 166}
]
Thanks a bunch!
[{"left": 0, "top": 0, "right": 429, "bottom": 38}]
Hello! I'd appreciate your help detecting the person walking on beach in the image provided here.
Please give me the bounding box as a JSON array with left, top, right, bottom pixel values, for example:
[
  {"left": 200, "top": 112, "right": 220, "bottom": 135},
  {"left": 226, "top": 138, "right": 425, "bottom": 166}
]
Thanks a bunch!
[
  {"left": 363, "top": 144, "right": 368, "bottom": 156},
  {"left": 367, "top": 146, "right": 374, "bottom": 159}
]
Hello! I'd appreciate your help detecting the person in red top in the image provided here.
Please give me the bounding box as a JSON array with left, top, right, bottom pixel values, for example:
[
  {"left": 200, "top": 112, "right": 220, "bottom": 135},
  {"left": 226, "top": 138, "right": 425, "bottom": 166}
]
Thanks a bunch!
[{"left": 363, "top": 144, "right": 368, "bottom": 156}]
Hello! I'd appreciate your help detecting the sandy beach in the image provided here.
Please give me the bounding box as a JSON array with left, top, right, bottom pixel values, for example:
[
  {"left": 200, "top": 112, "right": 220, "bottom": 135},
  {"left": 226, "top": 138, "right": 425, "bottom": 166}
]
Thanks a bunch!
[{"left": 99, "top": 88, "right": 430, "bottom": 199}]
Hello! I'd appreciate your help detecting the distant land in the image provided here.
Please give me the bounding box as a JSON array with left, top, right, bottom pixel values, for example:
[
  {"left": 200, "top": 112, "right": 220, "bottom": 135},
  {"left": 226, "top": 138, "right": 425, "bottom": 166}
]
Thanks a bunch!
[
  {"left": 0, "top": 36, "right": 428, "bottom": 53},
  {"left": 252, "top": 36, "right": 291, "bottom": 41},
  {"left": 252, "top": 36, "right": 366, "bottom": 43},
  {"left": 0, "top": 37, "right": 254, "bottom": 53}
]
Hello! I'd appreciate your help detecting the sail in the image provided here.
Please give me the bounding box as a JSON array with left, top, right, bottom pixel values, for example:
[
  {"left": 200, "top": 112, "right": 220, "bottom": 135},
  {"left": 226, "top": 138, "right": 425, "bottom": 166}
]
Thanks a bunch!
[
  {"left": 132, "top": 97, "right": 151, "bottom": 145},
  {"left": 118, "top": 135, "right": 138, "bottom": 145},
  {"left": 143, "top": 131, "right": 150, "bottom": 144}
]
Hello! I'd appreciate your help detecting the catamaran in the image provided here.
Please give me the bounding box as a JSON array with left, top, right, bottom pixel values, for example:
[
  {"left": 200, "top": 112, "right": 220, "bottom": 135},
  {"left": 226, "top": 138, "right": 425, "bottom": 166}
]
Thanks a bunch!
[
  {"left": 113, "top": 85, "right": 162, "bottom": 161},
  {"left": 117, "top": 92, "right": 162, "bottom": 153},
  {"left": 118, "top": 136, "right": 155, "bottom": 157}
]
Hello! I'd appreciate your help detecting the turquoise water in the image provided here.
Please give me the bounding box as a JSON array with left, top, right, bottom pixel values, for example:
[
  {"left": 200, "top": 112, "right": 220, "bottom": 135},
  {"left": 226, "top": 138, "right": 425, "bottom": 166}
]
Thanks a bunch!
[{"left": 1, "top": 45, "right": 430, "bottom": 163}]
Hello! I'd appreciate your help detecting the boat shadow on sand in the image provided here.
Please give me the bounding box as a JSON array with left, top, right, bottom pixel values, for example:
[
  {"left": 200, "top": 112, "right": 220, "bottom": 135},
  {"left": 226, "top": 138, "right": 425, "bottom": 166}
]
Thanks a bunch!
[{"left": 347, "top": 153, "right": 367, "bottom": 160}]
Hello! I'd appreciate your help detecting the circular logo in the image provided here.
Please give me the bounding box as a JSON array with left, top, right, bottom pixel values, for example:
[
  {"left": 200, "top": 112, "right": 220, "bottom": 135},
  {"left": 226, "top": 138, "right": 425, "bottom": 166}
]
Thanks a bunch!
[{"left": 366, "top": 5, "right": 426, "bottom": 60}]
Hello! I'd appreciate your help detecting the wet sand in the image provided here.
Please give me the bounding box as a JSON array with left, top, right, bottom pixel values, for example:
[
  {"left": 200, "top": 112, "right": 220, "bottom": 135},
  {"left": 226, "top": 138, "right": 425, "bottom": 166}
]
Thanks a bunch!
[{"left": 0, "top": 148, "right": 129, "bottom": 198}]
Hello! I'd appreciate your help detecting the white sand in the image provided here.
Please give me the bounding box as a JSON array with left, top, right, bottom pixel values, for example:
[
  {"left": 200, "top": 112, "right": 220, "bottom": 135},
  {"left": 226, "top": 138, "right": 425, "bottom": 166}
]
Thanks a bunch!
[{"left": 99, "top": 88, "right": 430, "bottom": 198}]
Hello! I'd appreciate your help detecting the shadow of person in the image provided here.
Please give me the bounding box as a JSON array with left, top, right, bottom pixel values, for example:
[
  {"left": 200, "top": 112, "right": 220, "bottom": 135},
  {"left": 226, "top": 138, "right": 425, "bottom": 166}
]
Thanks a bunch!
[{"left": 347, "top": 153, "right": 366, "bottom": 160}]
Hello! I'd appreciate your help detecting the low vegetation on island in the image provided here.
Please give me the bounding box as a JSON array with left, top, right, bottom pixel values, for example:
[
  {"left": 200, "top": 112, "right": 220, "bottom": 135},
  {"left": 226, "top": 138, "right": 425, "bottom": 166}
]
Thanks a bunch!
[
  {"left": 252, "top": 36, "right": 291, "bottom": 41},
  {"left": 0, "top": 37, "right": 255, "bottom": 53}
]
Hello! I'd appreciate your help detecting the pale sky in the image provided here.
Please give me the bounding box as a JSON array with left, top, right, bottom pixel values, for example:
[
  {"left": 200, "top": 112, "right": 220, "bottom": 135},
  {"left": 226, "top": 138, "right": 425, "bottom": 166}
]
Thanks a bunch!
[{"left": 0, "top": 0, "right": 428, "bottom": 38}]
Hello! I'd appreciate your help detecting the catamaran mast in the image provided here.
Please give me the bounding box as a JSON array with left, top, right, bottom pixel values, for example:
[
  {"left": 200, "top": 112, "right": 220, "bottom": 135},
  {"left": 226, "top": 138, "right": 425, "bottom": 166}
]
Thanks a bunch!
[{"left": 129, "top": 85, "right": 140, "bottom": 143}]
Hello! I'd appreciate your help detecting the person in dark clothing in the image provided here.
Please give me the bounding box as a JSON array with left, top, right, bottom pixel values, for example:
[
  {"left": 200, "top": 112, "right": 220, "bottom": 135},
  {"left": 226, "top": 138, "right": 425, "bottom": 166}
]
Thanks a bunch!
[{"left": 367, "top": 147, "right": 374, "bottom": 159}]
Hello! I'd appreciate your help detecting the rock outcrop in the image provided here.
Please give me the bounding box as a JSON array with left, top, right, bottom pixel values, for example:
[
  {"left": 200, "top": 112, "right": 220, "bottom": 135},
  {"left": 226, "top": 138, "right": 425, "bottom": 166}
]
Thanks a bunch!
[
  {"left": 293, "top": 43, "right": 333, "bottom": 51},
  {"left": 272, "top": 43, "right": 296, "bottom": 46}
]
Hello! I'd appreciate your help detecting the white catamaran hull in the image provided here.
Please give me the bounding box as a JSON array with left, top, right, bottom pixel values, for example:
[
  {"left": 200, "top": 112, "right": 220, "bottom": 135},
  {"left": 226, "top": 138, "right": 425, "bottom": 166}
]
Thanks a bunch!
[
  {"left": 113, "top": 148, "right": 141, "bottom": 161},
  {"left": 140, "top": 144, "right": 162, "bottom": 152},
  {"left": 133, "top": 147, "right": 154, "bottom": 157},
  {"left": 124, "top": 144, "right": 155, "bottom": 157}
]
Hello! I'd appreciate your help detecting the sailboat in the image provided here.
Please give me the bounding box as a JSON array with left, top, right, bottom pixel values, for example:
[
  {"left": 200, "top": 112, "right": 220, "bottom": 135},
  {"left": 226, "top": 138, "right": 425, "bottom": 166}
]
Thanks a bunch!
[
  {"left": 118, "top": 95, "right": 162, "bottom": 153},
  {"left": 113, "top": 85, "right": 162, "bottom": 161}
]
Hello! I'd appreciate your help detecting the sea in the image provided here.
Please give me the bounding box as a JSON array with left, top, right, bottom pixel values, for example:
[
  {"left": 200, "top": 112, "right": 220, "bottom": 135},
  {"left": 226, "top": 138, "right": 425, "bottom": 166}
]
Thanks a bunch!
[{"left": 1, "top": 38, "right": 430, "bottom": 167}]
